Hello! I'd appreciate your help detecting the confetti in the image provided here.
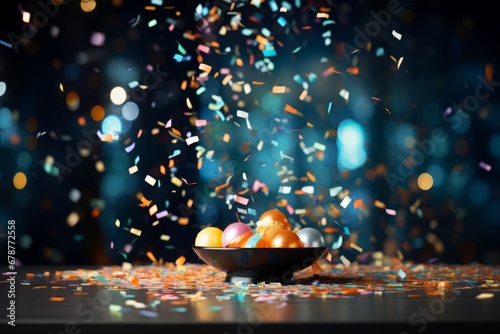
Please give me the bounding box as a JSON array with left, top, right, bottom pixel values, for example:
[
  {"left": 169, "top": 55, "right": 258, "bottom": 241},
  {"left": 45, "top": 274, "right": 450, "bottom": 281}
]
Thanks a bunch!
[
  {"left": 340, "top": 196, "right": 352, "bottom": 209},
  {"left": 386, "top": 208, "right": 396, "bottom": 216},
  {"left": 392, "top": 30, "right": 402, "bottom": 40},
  {"left": 145, "top": 175, "right": 157, "bottom": 186},
  {"left": 479, "top": 161, "right": 492, "bottom": 171}
]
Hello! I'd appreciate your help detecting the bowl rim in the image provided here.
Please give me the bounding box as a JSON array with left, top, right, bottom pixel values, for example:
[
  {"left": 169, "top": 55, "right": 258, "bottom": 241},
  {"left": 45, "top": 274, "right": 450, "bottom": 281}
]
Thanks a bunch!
[{"left": 192, "top": 245, "right": 328, "bottom": 251}]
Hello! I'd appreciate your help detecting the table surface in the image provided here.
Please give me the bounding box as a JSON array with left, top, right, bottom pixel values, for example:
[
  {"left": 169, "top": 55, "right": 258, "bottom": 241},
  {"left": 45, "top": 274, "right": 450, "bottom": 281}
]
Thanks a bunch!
[{"left": 1, "top": 261, "right": 500, "bottom": 334}]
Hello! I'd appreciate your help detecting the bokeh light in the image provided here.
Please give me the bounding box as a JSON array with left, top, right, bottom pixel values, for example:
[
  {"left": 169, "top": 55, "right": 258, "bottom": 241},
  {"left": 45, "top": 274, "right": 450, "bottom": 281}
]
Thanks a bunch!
[
  {"left": 81, "top": 0, "right": 97, "bottom": 12},
  {"left": 337, "top": 119, "right": 367, "bottom": 171},
  {"left": 101, "top": 115, "right": 122, "bottom": 136},
  {"left": 0, "top": 107, "right": 13, "bottom": 129},
  {"left": 121, "top": 101, "right": 139, "bottom": 121},
  {"left": 417, "top": 173, "right": 433, "bottom": 190},
  {"left": 110, "top": 86, "right": 127, "bottom": 105},
  {"left": 13, "top": 172, "right": 27, "bottom": 190},
  {"left": 0, "top": 81, "right": 6, "bottom": 96},
  {"left": 91, "top": 105, "right": 105, "bottom": 121}
]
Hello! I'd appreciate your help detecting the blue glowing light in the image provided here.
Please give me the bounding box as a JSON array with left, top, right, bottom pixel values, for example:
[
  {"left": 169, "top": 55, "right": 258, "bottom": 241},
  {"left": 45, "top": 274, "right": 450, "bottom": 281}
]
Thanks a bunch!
[
  {"left": 337, "top": 119, "right": 367, "bottom": 170},
  {"left": 101, "top": 115, "right": 122, "bottom": 135}
]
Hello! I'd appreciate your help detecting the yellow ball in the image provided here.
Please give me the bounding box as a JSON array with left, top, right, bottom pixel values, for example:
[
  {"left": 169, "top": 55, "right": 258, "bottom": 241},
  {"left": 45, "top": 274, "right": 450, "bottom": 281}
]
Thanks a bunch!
[{"left": 195, "top": 227, "right": 223, "bottom": 247}]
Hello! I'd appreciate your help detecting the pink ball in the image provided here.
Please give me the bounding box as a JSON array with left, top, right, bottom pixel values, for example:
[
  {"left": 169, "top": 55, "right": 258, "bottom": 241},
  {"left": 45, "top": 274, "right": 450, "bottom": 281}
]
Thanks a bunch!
[{"left": 222, "top": 222, "right": 253, "bottom": 247}]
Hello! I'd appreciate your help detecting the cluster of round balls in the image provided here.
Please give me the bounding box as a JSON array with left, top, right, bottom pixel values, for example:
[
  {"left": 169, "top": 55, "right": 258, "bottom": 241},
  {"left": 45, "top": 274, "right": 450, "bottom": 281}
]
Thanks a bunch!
[{"left": 194, "top": 209, "right": 325, "bottom": 248}]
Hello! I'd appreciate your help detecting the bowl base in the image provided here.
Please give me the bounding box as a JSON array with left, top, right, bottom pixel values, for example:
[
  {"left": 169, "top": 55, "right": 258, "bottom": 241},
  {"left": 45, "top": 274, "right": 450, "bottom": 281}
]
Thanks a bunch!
[{"left": 225, "top": 273, "right": 296, "bottom": 284}]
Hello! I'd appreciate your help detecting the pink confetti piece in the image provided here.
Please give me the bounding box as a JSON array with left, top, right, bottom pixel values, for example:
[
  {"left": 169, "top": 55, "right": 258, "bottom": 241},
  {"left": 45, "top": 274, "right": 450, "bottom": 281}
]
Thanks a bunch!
[
  {"left": 234, "top": 195, "right": 249, "bottom": 205},
  {"left": 195, "top": 119, "right": 207, "bottom": 127},
  {"left": 197, "top": 44, "right": 210, "bottom": 54},
  {"left": 156, "top": 210, "right": 168, "bottom": 219},
  {"left": 479, "top": 161, "right": 492, "bottom": 171},
  {"left": 371, "top": 96, "right": 381, "bottom": 101},
  {"left": 386, "top": 208, "right": 396, "bottom": 215}
]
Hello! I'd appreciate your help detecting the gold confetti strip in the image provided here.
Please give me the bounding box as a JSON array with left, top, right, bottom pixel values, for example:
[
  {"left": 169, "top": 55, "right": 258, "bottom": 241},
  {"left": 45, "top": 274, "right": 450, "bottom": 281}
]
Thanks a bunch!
[{"left": 130, "top": 228, "right": 142, "bottom": 237}]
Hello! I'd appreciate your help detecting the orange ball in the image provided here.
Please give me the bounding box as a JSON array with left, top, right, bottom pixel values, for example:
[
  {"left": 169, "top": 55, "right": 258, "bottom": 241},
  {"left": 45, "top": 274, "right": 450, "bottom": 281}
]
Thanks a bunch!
[
  {"left": 258, "top": 209, "right": 291, "bottom": 230},
  {"left": 255, "top": 221, "right": 284, "bottom": 243},
  {"left": 268, "top": 229, "right": 303, "bottom": 248}
]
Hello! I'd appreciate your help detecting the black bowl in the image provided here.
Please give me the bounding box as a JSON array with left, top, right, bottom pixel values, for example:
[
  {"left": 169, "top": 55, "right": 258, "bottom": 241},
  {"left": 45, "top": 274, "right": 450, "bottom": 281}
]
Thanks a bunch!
[{"left": 192, "top": 246, "right": 328, "bottom": 284}]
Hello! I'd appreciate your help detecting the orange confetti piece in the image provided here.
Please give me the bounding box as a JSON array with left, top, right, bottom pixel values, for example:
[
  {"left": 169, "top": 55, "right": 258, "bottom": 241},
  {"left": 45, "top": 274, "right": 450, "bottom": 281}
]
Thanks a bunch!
[
  {"left": 252, "top": 81, "right": 265, "bottom": 85},
  {"left": 199, "top": 63, "right": 212, "bottom": 73},
  {"left": 131, "top": 277, "right": 140, "bottom": 286},
  {"left": 146, "top": 251, "right": 159, "bottom": 265},
  {"left": 49, "top": 297, "right": 65, "bottom": 302},
  {"left": 175, "top": 256, "right": 186, "bottom": 266},
  {"left": 284, "top": 104, "right": 303, "bottom": 116},
  {"left": 353, "top": 199, "right": 363, "bottom": 209},
  {"left": 139, "top": 196, "right": 152, "bottom": 207},
  {"left": 346, "top": 67, "right": 359, "bottom": 75},
  {"left": 178, "top": 217, "right": 189, "bottom": 225},
  {"left": 160, "top": 165, "right": 166, "bottom": 175},
  {"left": 170, "top": 127, "right": 181, "bottom": 136},
  {"left": 272, "top": 86, "right": 287, "bottom": 94},
  {"left": 306, "top": 171, "right": 316, "bottom": 182}
]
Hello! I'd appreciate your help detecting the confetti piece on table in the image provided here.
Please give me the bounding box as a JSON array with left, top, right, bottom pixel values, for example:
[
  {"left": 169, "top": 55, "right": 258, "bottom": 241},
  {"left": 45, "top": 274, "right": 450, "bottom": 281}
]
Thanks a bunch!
[
  {"left": 398, "top": 269, "right": 406, "bottom": 279},
  {"left": 476, "top": 293, "right": 494, "bottom": 299}
]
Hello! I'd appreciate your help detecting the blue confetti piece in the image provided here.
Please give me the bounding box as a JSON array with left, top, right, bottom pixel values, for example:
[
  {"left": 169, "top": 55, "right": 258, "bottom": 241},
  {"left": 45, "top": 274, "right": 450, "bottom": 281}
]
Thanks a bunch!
[
  {"left": 94, "top": 275, "right": 109, "bottom": 283},
  {"left": 262, "top": 48, "right": 276, "bottom": 57},
  {"left": 140, "top": 310, "right": 159, "bottom": 318},
  {"left": 171, "top": 307, "right": 188, "bottom": 312},
  {"left": 398, "top": 269, "right": 406, "bottom": 279},
  {"left": 173, "top": 54, "right": 183, "bottom": 62},
  {"left": 215, "top": 110, "right": 225, "bottom": 121},
  {"left": 206, "top": 305, "right": 223, "bottom": 311},
  {"left": 168, "top": 149, "right": 181, "bottom": 159},
  {"left": 344, "top": 226, "right": 350, "bottom": 235},
  {"left": 277, "top": 16, "right": 287, "bottom": 27},
  {"left": 328, "top": 101, "right": 332, "bottom": 114},
  {"left": 376, "top": 47, "right": 385, "bottom": 57},
  {"left": 134, "top": 156, "right": 140, "bottom": 165},
  {"left": 0, "top": 39, "right": 12, "bottom": 48}
]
